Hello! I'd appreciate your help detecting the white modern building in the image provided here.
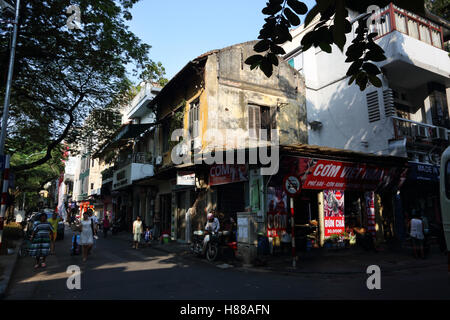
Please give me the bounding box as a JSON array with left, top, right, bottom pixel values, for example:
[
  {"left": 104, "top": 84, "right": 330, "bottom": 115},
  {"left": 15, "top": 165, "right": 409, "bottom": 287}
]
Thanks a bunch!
[
  {"left": 282, "top": 3, "right": 450, "bottom": 238},
  {"left": 283, "top": 3, "right": 450, "bottom": 163}
]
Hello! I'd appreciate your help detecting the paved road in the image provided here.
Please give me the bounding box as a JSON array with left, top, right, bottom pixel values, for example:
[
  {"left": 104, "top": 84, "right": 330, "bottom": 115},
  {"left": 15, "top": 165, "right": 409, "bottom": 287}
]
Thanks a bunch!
[{"left": 5, "top": 225, "right": 450, "bottom": 300}]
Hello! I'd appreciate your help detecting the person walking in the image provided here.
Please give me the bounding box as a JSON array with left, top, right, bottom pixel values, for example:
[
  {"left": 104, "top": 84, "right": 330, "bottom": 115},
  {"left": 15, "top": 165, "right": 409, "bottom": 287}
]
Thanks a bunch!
[
  {"left": 48, "top": 212, "right": 61, "bottom": 255},
  {"left": 409, "top": 211, "right": 425, "bottom": 259},
  {"left": 80, "top": 211, "right": 95, "bottom": 262},
  {"left": 103, "top": 214, "right": 110, "bottom": 238},
  {"left": 29, "top": 213, "right": 53, "bottom": 269},
  {"left": 132, "top": 216, "right": 143, "bottom": 249}
]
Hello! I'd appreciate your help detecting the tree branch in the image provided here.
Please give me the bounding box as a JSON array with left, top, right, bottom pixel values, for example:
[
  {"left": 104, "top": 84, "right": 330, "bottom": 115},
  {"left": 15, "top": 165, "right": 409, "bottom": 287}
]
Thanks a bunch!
[{"left": 11, "top": 93, "right": 86, "bottom": 172}]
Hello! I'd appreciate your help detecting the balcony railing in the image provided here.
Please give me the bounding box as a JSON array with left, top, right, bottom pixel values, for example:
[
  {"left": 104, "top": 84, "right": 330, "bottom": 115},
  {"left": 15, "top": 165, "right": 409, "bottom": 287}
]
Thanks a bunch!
[
  {"left": 372, "top": 3, "right": 444, "bottom": 49},
  {"left": 114, "top": 152, "right": 152, "bottom": 170},
  {"left": 392, "top": 116, "right": 450, "bottom": 143}
]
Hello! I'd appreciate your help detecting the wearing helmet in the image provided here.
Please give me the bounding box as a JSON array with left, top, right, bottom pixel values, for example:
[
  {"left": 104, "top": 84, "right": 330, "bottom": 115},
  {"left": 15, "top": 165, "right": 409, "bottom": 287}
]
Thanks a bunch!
[{"left": 207, "top": 213, "right": 214, "bottom": 221}]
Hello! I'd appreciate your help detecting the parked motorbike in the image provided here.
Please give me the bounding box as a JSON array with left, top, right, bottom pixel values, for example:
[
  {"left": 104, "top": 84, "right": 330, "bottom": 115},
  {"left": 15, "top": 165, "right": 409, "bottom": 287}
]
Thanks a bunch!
[
  {"left": 111, "top": 217, "right": 126, "bottom": 235},
  {"left": 190, "top": 230, "right": 236, "bottom": 262}
]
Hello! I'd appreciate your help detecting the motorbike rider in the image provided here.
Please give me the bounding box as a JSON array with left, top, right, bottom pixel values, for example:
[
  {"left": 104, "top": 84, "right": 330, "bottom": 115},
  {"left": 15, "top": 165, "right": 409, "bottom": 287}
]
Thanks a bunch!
[{"left": 203, "top": 211, "right": 220, "bottom": 253}]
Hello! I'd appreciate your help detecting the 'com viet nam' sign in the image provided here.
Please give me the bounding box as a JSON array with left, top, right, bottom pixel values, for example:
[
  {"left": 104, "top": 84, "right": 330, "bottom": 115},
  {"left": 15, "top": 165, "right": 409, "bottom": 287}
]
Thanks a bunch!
[
  {"left": 209, "top": 164, "right": 248, "bottom": 186},
  {"left": 280, "top": 157, "right": 405, "bottom": 191}
]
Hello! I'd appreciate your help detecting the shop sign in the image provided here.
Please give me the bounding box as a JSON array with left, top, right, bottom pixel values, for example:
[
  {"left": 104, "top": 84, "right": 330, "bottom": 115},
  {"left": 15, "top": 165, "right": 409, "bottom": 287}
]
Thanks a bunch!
[
  {"left": 281, "top": 157, "right": 404, "bottom": 191},
  {"left": 323, "top": 190, "right": 345, "bottom": 237},
  {"left": 266, "top": 186, "right": 288, "bottom": 238},
  {"left": 408, "top": 162, "right": 439, "bottom": 182},
  {"left": 177, "top": 171, "right": 195, "bottom": 186},
  {"left": 209, "top": 164, "right": 248, "bottom": 186}
]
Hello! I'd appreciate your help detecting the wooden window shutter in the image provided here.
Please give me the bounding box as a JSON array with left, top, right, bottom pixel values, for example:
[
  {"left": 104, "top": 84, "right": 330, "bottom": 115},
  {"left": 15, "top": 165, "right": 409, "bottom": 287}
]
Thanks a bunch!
[{"left": 248, "top": 105, "right": 260, "bottom": 139}]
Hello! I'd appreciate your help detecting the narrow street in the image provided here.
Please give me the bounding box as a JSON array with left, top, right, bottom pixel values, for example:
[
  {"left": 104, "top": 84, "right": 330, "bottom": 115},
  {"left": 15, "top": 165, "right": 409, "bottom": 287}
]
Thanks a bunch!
[{"left": 5, "top": 225, "right": 450, "bottom": 300}]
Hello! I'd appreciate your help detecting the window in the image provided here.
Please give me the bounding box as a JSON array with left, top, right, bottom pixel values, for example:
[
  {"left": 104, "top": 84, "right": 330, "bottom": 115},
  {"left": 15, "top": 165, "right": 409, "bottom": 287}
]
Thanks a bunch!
[
  {"left": 189, "top": 99, "right": 200, "bottom": 138},
  {"left": 288, "top": 58, "right": 294, "bottom": 68},
  {"left": 248, "top": 104, "right": 277, "bottom": 141},
  {"left": 366, "top": 91, "right": 381, "bottom": 123},
  {"left": 429, "top": 89, "right": 449, "bottom": 128},
  {"left": 91, "top": 183, "right": 94, "bottom": 190},
  {"left": 446, "top": 161, "right": 450, "bottom": 199}
]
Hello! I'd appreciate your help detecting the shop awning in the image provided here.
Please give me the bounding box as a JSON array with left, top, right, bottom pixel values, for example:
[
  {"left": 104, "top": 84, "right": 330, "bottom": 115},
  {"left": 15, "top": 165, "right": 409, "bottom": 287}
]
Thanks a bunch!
[{"left": 277, "top": 144, "right": 409, "bottom": 191}]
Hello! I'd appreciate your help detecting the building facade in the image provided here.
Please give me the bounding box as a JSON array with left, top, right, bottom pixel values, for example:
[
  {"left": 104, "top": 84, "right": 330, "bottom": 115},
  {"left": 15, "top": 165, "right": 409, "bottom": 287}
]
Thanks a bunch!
[{"left": 282, "top": 3, "right": 450, "bottom": 243}]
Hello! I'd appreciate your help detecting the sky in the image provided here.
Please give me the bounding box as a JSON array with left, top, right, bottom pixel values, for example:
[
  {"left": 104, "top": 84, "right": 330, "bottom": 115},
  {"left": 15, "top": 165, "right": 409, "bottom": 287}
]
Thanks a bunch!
[{"left": 126, "top": 0, "right": 315, "bottom": 82}]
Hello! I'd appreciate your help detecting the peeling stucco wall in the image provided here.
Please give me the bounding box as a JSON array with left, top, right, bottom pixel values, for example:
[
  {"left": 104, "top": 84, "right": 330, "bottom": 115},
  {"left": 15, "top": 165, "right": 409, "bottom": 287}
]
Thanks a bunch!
[{"left": 203, "top": 41, "right": 307, "bottom": 151}]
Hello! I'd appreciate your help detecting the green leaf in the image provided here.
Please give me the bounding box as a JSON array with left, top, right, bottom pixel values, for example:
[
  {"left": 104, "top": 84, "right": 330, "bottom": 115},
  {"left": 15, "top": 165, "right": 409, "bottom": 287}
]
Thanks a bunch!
[
  {"left": 260, "top": 57, "right": 274, "bottom": 77},
  {"left": 365, "top": 51, "right": 387, "bottom": 62},
  {"left": 267, "top": 52, "right": 279, "bottom": 66},
  {"left": 245, "top": 54, "right": 264, "bottom": 66},
  {"left": 304, "top": 4, "right": 320, "bottom": 27},
  {"left": 362, "top": 63, "right": 381, "bottom": 75},
  {"left": 270, "top": 43, "right": 286, "bottom": 55},
  {"left": 254, "top": 40, "right": 270, "bottom": 53},
  {"left": 319, "top": 42, "right": 332, "bottom": 53},
  {"left": 262, "top": 3, "right": 283, "bottom": 15},
  {"left": 346, "top": 59, "right": 363, "bottom": 76},
  {"left": 368, "top": 74, "right": 382, "bottom": 87},
  {"left": 333, "top": 0, "right": 347, "bottom": 52},
  {"left": 284, "top": 7, "right": 301, "bottom": 26},
  {"left": 287, "top": 0, "right": 308, "bottom": 15}
]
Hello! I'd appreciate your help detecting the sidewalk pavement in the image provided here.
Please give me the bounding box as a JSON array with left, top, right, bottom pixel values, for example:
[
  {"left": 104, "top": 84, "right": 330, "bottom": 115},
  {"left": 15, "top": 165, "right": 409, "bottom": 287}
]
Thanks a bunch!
[
  {"left": 111, "top": 231, "right": 448, "bottom": 275},
  {"left": 0, "top": 240, "right": 22, "bottom": 299}
]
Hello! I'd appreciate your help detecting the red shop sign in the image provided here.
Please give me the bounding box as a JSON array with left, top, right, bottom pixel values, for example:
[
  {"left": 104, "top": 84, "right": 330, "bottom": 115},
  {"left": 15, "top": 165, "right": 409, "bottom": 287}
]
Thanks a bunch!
[
  {"left": 209, "top": 164, "right": 248, "bottom": 186},
  {"left": 290, "top": 158, "right": 399, "bottom": 191}
]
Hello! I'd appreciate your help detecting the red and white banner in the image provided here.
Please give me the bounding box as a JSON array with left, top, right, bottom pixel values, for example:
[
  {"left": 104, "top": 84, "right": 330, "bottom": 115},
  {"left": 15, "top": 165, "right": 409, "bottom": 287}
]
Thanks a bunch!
[
  {"left": 280, "top": 157, "right": 405, "bottom": 191},
  {"left": 323, "top": 190, "right": 345, "bottom": 237},
  {"left": 209, "top": 164, "right": 248, "bottom": 186},
  {"left": 365, "top": 191, "right": 376, "bottom": 238},
  {"left": 266, "top": 186, "right": 288, "bottom": 238}
]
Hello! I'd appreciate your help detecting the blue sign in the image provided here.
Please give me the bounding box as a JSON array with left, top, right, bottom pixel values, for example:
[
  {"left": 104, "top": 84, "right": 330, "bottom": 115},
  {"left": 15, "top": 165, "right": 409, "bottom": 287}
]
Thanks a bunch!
[{"left": 408, "top": 162, "right": 439, "bottom": 182}]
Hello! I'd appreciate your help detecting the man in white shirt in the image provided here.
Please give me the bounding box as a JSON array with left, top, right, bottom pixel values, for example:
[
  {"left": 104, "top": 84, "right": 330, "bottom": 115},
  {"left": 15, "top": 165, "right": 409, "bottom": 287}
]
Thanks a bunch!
[
  {"left": 203, "top": 212, "right": 220, "bottom": 253},
  {"left": 409, "top": 212, "right": 424, "bottom": 259}
]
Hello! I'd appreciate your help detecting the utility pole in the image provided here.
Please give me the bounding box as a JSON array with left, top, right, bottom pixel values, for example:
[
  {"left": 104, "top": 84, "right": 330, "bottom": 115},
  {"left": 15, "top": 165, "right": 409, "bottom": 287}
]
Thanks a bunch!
[
  {"left": 0, "top": 0, "right": 20, "bottom": 155},
  {"left": 0, "top": 0, "right": 20, "bottom": 252}
]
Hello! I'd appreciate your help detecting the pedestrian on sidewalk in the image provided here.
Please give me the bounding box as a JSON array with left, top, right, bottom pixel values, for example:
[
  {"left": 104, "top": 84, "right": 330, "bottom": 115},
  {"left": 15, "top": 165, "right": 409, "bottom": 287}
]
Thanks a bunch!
[
  {"left": 409, "top": 211, "right": 425, "bottom": 259},
  {"left": 133, "top": 216, "right": 143, "bottom": 249},
  {"left": 144, "top": 226, "right": 152, "bottom": 247},
  {"left": 80, "top": 211, "right": 95, "bottom": 262},
  {"left": 29, "top": 213, "right": 53, "bottom": 269},
  {"left": 48, "top": 212, "right": 61, "bottom": 255},
  {"left": 103, "top": 214, "right": 110, "bottom": 238}
]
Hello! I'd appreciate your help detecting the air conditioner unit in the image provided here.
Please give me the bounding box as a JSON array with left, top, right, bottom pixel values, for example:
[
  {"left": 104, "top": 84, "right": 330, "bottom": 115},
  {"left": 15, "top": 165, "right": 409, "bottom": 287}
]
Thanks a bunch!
[{"left": 155, "top": 156, "right": 162, "bottom": 165}]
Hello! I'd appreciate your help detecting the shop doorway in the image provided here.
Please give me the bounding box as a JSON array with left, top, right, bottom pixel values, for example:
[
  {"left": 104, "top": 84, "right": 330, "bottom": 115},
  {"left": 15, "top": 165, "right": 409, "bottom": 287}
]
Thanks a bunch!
[
  {"left": 293, "top": 190, "right": 319, "bottom": 251},
  {"left": 217, "top": 182, "right": 247, "bottom": 222},
  {"left": 176, "top": 191, "right": 187, "bottom": 241},
  {"left": 160, "top": 194, "right": 172, "bottom": 235}
]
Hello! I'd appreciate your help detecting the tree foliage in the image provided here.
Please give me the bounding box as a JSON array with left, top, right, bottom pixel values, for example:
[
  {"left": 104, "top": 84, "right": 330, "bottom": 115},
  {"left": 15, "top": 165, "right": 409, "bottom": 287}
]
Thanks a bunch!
[
  {"left": 425, "top": 0, "right": 450, "bottom": 21},
  {"left": 0, "top": 0, "right": 152, "bottom": 172},
  {"left": 246, "top": 0, "right": 426, "bottom": 90}
]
